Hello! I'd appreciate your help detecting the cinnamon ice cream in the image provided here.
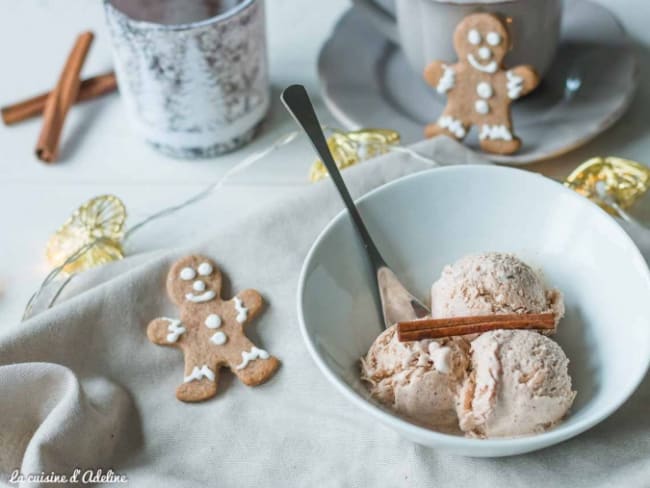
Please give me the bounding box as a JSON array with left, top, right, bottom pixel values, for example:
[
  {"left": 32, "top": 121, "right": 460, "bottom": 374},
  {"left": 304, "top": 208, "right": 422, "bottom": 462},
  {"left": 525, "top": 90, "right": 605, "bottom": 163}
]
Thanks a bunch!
[
  {"left": 456, "top": 329, "right": 576, "bottom": 438},
  {"left": 431, "top": 252, "right": 564, "bottom": 326},
  {"left": 360, "top": 326, "right": 470, "bottom": 432},
  {"left": 361, "top": 252, "right": 575, "bottom": 438}
]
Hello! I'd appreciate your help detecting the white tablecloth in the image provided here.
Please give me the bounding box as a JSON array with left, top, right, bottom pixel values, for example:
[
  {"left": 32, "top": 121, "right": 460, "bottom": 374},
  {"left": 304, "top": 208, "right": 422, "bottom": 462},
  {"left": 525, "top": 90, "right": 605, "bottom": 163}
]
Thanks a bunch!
[{"left": 1, "top": 138, "right": 648, "bottom": 488}]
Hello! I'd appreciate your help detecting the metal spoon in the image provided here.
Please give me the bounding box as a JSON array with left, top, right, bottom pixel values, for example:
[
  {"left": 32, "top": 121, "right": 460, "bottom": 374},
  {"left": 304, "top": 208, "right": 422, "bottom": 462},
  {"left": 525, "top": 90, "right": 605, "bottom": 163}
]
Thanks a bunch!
[{"left": 281, "top": 84, "right": 430, "bottom": 327}]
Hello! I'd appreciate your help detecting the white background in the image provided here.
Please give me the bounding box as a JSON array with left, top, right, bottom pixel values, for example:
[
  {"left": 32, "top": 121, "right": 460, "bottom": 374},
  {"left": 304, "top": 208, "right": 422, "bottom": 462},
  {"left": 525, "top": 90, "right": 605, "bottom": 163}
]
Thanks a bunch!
[{"left": 1, "top": 0, "right": 649, "bottom": 324}]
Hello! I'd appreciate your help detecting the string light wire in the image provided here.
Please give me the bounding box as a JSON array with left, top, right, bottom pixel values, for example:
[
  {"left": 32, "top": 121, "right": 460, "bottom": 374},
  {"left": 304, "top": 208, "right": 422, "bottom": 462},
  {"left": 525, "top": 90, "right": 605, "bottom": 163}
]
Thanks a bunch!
[{"left": 22, "top": 128, "right": 440, "bottom": 320}]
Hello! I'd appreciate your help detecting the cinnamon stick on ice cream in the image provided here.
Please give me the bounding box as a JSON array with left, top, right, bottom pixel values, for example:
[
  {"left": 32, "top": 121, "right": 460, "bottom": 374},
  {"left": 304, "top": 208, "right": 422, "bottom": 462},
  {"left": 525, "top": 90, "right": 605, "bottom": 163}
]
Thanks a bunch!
[
  {"left": 35, "top": 31, "right": 95, "bottom": 163},
  {"left": 397, "top": 313, "right": 556, "bottom": 342},
  {"left": 2, "top": 72, "right": 116, "bottom": 126}
]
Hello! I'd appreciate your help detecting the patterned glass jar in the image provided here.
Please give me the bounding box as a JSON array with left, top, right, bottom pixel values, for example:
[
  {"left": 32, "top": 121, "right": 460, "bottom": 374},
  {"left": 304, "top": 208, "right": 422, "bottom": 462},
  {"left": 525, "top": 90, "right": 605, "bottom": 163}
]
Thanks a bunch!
[{"left": 104, "top": 0, "right": 270, "bottom": 158}]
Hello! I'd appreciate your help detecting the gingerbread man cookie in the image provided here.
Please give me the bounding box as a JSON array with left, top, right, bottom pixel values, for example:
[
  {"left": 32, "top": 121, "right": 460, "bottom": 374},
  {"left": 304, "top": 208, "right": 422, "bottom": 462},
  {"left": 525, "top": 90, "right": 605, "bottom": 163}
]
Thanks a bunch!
[
  {"left": 147, "top": 255, "right": 279, "bottom": 402},
  {"left": 423, "top": 13, "right": 540, "bottom": 155}
]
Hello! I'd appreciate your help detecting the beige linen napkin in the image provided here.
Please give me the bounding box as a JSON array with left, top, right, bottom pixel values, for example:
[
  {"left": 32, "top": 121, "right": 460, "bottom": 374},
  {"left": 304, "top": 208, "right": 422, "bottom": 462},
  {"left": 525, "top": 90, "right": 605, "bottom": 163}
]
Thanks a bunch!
[{"left": 0, "top": 137, "right": 647, "bottom": 488}]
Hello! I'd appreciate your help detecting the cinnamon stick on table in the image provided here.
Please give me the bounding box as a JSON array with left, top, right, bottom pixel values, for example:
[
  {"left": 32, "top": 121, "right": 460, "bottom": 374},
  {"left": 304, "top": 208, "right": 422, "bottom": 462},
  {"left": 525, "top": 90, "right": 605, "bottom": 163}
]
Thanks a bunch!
[
  {"left": 397, "top": 313, "right": 556, "bottom": 342},
  {"left": 2, "top": 72, "right": 116, "bottom": 126},
  {"left": 35, "top": 31, "right": 95, "bottom": 163}
]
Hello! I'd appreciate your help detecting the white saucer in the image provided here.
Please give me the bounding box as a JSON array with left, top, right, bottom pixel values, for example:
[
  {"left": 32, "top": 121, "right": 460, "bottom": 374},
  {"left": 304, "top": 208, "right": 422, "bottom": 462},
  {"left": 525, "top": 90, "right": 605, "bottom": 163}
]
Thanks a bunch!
[{"left": 318, "top": 0, "right": 637, "bottom": 164}]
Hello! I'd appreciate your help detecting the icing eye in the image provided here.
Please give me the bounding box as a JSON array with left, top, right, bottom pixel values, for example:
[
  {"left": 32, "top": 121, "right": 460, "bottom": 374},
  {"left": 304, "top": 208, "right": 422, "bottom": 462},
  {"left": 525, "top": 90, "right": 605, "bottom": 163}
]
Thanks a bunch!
[
  {"left": 486, "top": 32, "right": 501, "bottom": 46},
  {"left": 198, "top": 262, "right": 213, "bottom": 276},
  {"left": 193, "top": 280, "right": 206, "bottom": 292},
  {"left": 468, "top": 29, "right": 481, "bottom": 45},
  {"left": 180, "top": 267, "right": 195, "bottom": 280}
]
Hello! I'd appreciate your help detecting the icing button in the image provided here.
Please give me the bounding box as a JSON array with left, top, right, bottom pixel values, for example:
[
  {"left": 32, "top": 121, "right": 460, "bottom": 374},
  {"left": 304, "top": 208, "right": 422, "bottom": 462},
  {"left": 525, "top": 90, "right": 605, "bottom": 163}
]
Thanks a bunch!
[
  {"left": 205, "top": 314, "right": 222, "bottom": 329},
  {"left": 476, "top": 82, "right": 493, "bottom": 99},
  {"left": 210, "top": 331, "right": 228, "bottom": 345},
  {"left": 475, "top": 99, "right": 490, "bottom": 114}
]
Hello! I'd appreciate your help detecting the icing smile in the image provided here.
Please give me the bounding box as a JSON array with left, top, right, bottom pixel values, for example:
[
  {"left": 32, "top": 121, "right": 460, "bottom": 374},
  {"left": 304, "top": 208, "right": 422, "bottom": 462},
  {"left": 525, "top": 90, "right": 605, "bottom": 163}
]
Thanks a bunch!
[
  {"left": 467, "top": 54, "right": 497, "bottom": 73},
  {"left": 185, "top": 290, "right": 216, "bottom": 303}
]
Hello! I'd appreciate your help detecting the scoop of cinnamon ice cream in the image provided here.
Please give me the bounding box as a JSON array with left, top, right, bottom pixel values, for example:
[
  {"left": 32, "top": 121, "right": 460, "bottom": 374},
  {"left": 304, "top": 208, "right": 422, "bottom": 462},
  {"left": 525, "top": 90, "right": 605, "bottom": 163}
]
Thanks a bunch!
[
  {"left": 361, "top": 253, "right": 574, "bottom": 438},
  {"left": 431, "top": 252, "right": 564, "bottom": 326},
  {"left": 456, "top": 329, "right": 576, "bottom": 438},
  {"left": 361, "top": 325, "right": 470, "bottom": 432}
]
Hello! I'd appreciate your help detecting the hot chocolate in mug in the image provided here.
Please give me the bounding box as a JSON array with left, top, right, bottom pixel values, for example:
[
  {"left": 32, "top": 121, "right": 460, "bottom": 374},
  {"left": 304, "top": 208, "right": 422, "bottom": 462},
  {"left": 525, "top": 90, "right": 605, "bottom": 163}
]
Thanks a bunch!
[{"left": 352, "top": 0, "right": 562, "bottom": 78}]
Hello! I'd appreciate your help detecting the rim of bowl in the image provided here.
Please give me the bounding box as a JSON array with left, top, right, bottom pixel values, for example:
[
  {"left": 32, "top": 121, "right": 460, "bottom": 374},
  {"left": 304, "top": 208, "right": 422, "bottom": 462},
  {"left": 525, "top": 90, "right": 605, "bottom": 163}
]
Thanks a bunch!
[
  {"left": 103, "top": 0, "right": 256, "bottom": 32},
  {"left": 297, "top": 164, "right": 650, "bottom": 452}
]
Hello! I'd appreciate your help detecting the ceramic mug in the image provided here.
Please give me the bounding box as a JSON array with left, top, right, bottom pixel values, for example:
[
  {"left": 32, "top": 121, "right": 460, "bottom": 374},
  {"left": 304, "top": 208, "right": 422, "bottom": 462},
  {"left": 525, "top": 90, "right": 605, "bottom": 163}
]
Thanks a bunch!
[
  {"left": 352, "top": 0, "right": 562, "bottom": 78},
  {"left": 104, "top": 0, "right": 270, "bottom": 158}
]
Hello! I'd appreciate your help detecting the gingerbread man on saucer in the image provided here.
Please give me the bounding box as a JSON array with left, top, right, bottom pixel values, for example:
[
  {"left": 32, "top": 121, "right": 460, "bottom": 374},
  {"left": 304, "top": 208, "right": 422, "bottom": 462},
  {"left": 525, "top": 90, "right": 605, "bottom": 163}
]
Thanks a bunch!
[
  {"left": 147, "top": 255, "right": 279, "bottom": 402},
  {"left": 423, "top": 13, "right": 540, "bottom": 155}
]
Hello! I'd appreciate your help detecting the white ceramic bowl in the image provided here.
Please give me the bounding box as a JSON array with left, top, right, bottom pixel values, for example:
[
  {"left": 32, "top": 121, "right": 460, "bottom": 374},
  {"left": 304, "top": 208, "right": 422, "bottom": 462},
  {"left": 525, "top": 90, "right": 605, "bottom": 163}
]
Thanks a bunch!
[{"left": 297, "top": 165, "right": 650, "bottom": 457}]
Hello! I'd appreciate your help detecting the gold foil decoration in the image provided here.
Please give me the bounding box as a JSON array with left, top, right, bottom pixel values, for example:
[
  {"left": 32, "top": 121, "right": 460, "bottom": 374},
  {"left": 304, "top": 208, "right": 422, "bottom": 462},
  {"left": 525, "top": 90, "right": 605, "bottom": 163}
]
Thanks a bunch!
[
  {"left": 565, "top": 157, "right": 650, "bottom": 214},
  {"left": 309, "top": 128, "right": 401, "bottom": 182},
  {"left": 45, "top": 195, "right": 127, "bottom": 274}
]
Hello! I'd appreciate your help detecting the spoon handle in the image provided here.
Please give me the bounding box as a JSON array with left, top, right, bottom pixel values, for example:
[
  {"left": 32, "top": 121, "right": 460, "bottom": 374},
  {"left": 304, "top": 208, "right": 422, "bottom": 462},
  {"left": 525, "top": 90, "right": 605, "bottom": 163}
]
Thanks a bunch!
[{"left": 281, "top": 84, "right": 386, "bottom": 270}]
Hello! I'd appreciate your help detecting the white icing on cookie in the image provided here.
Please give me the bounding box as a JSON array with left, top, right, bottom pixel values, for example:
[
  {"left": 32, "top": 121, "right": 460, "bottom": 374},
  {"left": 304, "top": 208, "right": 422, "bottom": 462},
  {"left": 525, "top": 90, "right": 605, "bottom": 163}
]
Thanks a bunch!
[
  {"left": 486, "top": 31, "right": 501, "bottom": 46},
  {"left": 438, "top": 115, "right": 466, "bottom": 138},
  {"left": 233, "top": 297, "right": 248, "bottom": 323},
  {"left": 506, "top": 70, "right": 524, "bottom": 99},
  {"left": 467, "top": 54, "right": 497, "bottom": 74},
  {"left": 180, "top": 267, "right": 195, "bottom": 281},
  {"left": 437, "top": 64, "right": 455, "bottom": 94},
  {"left": 468, "top": 29, "right": 481, "bottom": 45},
  {"left": 184, "top": 365, "right": 215, "bottom": 383},
  {"left": 478, "top": 46, "right": 491, "bottom": 60},
  {"left": 185, "top": 290, "right": 216, "bottom": 303},
  {"left": 193, "top": 280, "right": 206, "bottom": 292},
  {"left": 197, "top": 262, "right": 213, "bottom": 276},
  {"left": 476, "top": 82, "right": 493, "bottom": 99},
  {"left": 479, "top": 124, "right": 513, "bottom": 141},
  {"left": 475, "top": 100, "right": 490, "bottom": 114},
  {"left": 210, "top": 331, "right": 228, "bottom": 345},
  {"left": 204, "top": 314, "right": 222, "bottom": 329},
  {"left": 235, "top": 347, "right": 270, "bottom": 370},
  {"left": 163, "top": 318, "right": 186, "bottom": 343}
]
